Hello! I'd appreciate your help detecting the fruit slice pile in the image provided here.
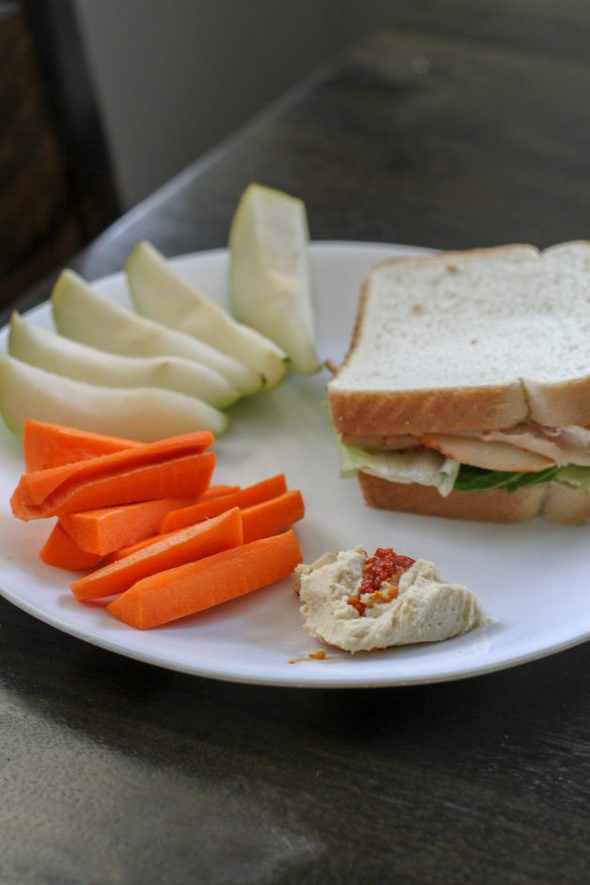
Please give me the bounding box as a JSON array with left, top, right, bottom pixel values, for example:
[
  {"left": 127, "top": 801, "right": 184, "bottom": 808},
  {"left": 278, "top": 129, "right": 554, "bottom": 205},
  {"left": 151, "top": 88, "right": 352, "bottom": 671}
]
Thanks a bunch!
[{"left": 0, "top": 184, "right": 321, "bottom": 442}]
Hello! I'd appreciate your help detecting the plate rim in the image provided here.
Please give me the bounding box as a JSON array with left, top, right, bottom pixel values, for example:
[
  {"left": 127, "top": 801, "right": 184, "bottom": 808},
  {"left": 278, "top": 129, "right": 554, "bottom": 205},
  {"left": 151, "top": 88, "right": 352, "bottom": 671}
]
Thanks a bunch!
[{"left": 1, "top": 240, "right": 588, "bottom": 688}]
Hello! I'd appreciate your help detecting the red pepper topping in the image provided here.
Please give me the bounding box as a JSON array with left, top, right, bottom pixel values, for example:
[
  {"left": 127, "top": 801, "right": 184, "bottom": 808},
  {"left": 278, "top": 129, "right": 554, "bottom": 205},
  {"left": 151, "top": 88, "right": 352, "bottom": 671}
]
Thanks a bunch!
[{"left": 349, "top": 548, "right": 416, "bottom": 615}]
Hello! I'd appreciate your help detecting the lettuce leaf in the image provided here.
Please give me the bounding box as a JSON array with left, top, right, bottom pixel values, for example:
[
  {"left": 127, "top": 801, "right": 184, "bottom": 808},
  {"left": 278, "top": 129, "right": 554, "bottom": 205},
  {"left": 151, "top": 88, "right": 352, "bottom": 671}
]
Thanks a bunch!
[
  {"left": 443, "top": 463, "right": 590, "bottom": 494},
  {"left": 338, "top": 437, "right": 590, "bottom": 496},
  {"left": 336, "top": 437, "right": 459, "bottom": 496},
  {"left": 554, "top": 465, "right": 590, "bottom": 494},
  {"left": 454, "top": 465, "right": 559, "bottom": 492}
]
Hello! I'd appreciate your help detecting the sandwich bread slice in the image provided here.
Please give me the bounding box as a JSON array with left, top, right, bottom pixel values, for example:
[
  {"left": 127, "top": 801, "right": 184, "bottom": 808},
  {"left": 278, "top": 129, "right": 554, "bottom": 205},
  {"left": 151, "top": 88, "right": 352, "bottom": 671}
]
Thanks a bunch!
[{"left": 328, "top": 242, "right": 590, "bottom": 523}]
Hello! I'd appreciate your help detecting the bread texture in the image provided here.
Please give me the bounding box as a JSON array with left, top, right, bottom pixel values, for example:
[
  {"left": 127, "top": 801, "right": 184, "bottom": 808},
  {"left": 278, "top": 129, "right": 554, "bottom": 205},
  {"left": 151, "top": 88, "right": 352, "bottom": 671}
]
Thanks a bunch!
[
  {"left": 358, "top": 473, "right": 590, "bottom": 524},
  {"left": 328, "top": 241, "right": 590, "bottom": 435}
]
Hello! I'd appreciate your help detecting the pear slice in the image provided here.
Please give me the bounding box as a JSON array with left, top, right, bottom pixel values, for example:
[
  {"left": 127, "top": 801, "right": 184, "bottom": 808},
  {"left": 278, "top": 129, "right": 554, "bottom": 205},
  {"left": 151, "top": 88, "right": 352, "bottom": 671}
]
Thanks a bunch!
[
  {"left": 126, "top": 241, "right": 287, "bottom": 390},
  {"left": 416, "top": 432, "right": 556, "bottom": 472},
  {"left": 0, "top": 355, "right": 228, "bottom": 440},
  {"left": 9, "top": 312, "right": 240, "bottom": 409},
  {"left": 228, "top": 183, "right": 321, "bottom": 375},
  {"left": 51, "top": 269, "right": 261, "bottom": 396}
]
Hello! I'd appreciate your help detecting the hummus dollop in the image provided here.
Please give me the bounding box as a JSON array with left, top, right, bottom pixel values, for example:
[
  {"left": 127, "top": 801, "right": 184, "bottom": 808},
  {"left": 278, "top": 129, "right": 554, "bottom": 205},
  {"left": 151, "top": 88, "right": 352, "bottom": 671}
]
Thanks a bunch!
[{"left": 296, "top": 546, "right": 489, "bottom": 653}]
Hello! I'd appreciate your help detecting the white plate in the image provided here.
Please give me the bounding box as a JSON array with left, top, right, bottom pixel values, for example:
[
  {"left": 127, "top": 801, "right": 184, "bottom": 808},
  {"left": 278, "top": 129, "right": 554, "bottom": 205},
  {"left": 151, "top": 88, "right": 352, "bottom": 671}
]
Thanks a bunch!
[{"left": 1, "top": 242, "right": 589, "bottom": 688}]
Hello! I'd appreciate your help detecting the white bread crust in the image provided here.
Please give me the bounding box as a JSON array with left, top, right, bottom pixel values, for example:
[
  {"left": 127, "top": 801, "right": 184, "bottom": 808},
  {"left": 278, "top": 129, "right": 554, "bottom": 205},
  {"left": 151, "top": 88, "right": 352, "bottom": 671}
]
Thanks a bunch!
[
  {"left": 328, "top": 242, "right": 590, "bottom": 435},
  {"left": 330, "top": 383, "right": 527, "bottom": 435},
  {"left": 358, "top": 471, "right": 544, "bottom": 522},
  {"left": 542, "top": 482, "right": 590, "bottom": 524},
  {"left": 358, "top": 472, "right": 590, "bottom": 524}
]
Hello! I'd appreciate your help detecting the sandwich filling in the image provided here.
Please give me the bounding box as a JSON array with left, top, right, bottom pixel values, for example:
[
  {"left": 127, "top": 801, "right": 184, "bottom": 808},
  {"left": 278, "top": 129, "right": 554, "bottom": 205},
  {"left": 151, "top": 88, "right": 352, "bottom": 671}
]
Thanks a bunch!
[{"left": 337, "top": 422, "right": 590, "bottom": 497}]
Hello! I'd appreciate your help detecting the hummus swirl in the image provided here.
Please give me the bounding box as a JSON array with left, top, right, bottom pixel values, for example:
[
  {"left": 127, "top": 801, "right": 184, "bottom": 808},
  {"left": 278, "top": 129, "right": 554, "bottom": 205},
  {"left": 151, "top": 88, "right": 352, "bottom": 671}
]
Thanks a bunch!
[{"left": 296, "top": 546, "right": 489, "bottom": 653}]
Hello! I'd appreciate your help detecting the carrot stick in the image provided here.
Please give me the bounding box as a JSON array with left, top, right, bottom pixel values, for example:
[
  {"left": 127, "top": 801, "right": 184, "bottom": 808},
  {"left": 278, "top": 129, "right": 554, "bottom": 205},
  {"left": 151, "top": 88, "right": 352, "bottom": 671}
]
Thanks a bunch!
[
  {"left": 70, "top": 506, "right": 244, "bottom": 601},
  {"left": 113, "top": 486, "right": 305, "bottom": 559},
  {"left": 40, "top": 521, "right": 104, "bottom": 570},
  {"left": 106, "top": 492, "right": 242, "bottom": 560},
  {"left": 14, "top": 451, "right": 215, "bottom": 520},
  {"left": 241, "top": 490, "right": 305, "bottom": 542},
  {"left": 58, "top": 452, "right": 214, "bottom": 519},
  {"left": 107, "top": 529, "right": 302, "bottom": 629},
  {"left": 198, "top": 484, "right": 240, "bottom": 500},
  {"left": 159, "top": 490, "right": 242, "bottom": 532},
  {"left": 106, "top": 534, "right": 171, "bottom": 561},
  {"left": 70, "top": 485, "right": 236, "bottom": 560},
  {"left": 12, "top": 429, "right": 214, "bottom": 512},
  {"left": 60, "top": 496, "right": 194, "bottom": 556},
  {"left": 160, "top": 473, "right": 287, "bottom": 533},
  {"left": 235, "top": 474, "right": 287, "bottom": 507},
  {"left": 23, "top": 420, "right": 140, "bottom": 471}
]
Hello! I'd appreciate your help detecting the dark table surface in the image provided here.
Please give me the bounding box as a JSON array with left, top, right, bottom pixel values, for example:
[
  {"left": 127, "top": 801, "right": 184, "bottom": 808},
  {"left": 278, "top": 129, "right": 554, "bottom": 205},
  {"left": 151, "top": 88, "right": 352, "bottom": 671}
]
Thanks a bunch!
[{"left": 2, "top": 11, "right": 590, "bottom": 885}]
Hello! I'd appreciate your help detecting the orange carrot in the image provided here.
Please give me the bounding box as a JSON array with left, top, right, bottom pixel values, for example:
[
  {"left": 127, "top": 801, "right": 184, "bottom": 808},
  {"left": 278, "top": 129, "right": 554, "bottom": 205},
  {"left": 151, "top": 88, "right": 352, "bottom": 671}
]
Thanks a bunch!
[
  {"left": 241, "top": 489, "right": 305, "bottom": 542},
  {"left": 198, "top": 484, "right": 240, "bottom": 500},
  {"left": 23, "top": 420, "right": 140, "bottom": 472},
  {"left": 70, "top": 506, "right": 244, "bottom": 601},
  {"left": 106, "top": 534, "right": 171, "bottom": 562},
  {"left": 106, "top": 492, "right": 243, "bottom": 560},
  {"left": 113, "top": 486, "right": 305, "bottom": 560},
  {"left": 40, "top": 521, "right": 104, "bottom": 570},
  {"left": 107, "top": 529, "right": 302, "bottom": 629},
  {"left": 235, "top": 474, "right": 287, "bottom": 508},
  {"left": 12, "top": 429, "right": 214, "bottom": 513},
  {"left": 160, "top": 490, "right": 242, "bottom": 532},
  {"left": 14, "top": 451, "right": 215, "bottom": 521},
  {"left": 160, "top": 473, "right": 287, "bottom": 533},
  {"left": 60, "top": 496, "right": 194, "bottom": 556}
]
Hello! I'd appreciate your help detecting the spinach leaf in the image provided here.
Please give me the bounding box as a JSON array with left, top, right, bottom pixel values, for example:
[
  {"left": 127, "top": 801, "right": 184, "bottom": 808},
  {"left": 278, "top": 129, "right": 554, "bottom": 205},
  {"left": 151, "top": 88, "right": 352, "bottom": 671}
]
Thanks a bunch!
[{"left": 454, "top": 465, "right": 559, "bottom": 493}]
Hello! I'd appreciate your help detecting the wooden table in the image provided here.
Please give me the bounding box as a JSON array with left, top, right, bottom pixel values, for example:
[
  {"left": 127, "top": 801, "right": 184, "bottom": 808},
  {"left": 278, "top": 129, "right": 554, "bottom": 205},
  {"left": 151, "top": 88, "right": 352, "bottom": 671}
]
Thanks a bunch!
[{"left": 2, "top": 19, "right": 589, "bottom": 884}]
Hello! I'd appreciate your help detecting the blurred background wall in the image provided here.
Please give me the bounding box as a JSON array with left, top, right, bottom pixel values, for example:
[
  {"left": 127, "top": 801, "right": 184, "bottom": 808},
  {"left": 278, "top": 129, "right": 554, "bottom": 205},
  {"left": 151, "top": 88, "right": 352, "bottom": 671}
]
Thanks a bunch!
[
  {"left": 2, "top": 0, "right": 583, "bottom": 301},
  {"left": 1, "top": 0, "right": 455, "bottom": 298},
  {"left": 72, "top": 0, "right": 417, "bottom": 209},
  {"left": 72, "top": 0, "right": 575, "bottom": 210}
]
